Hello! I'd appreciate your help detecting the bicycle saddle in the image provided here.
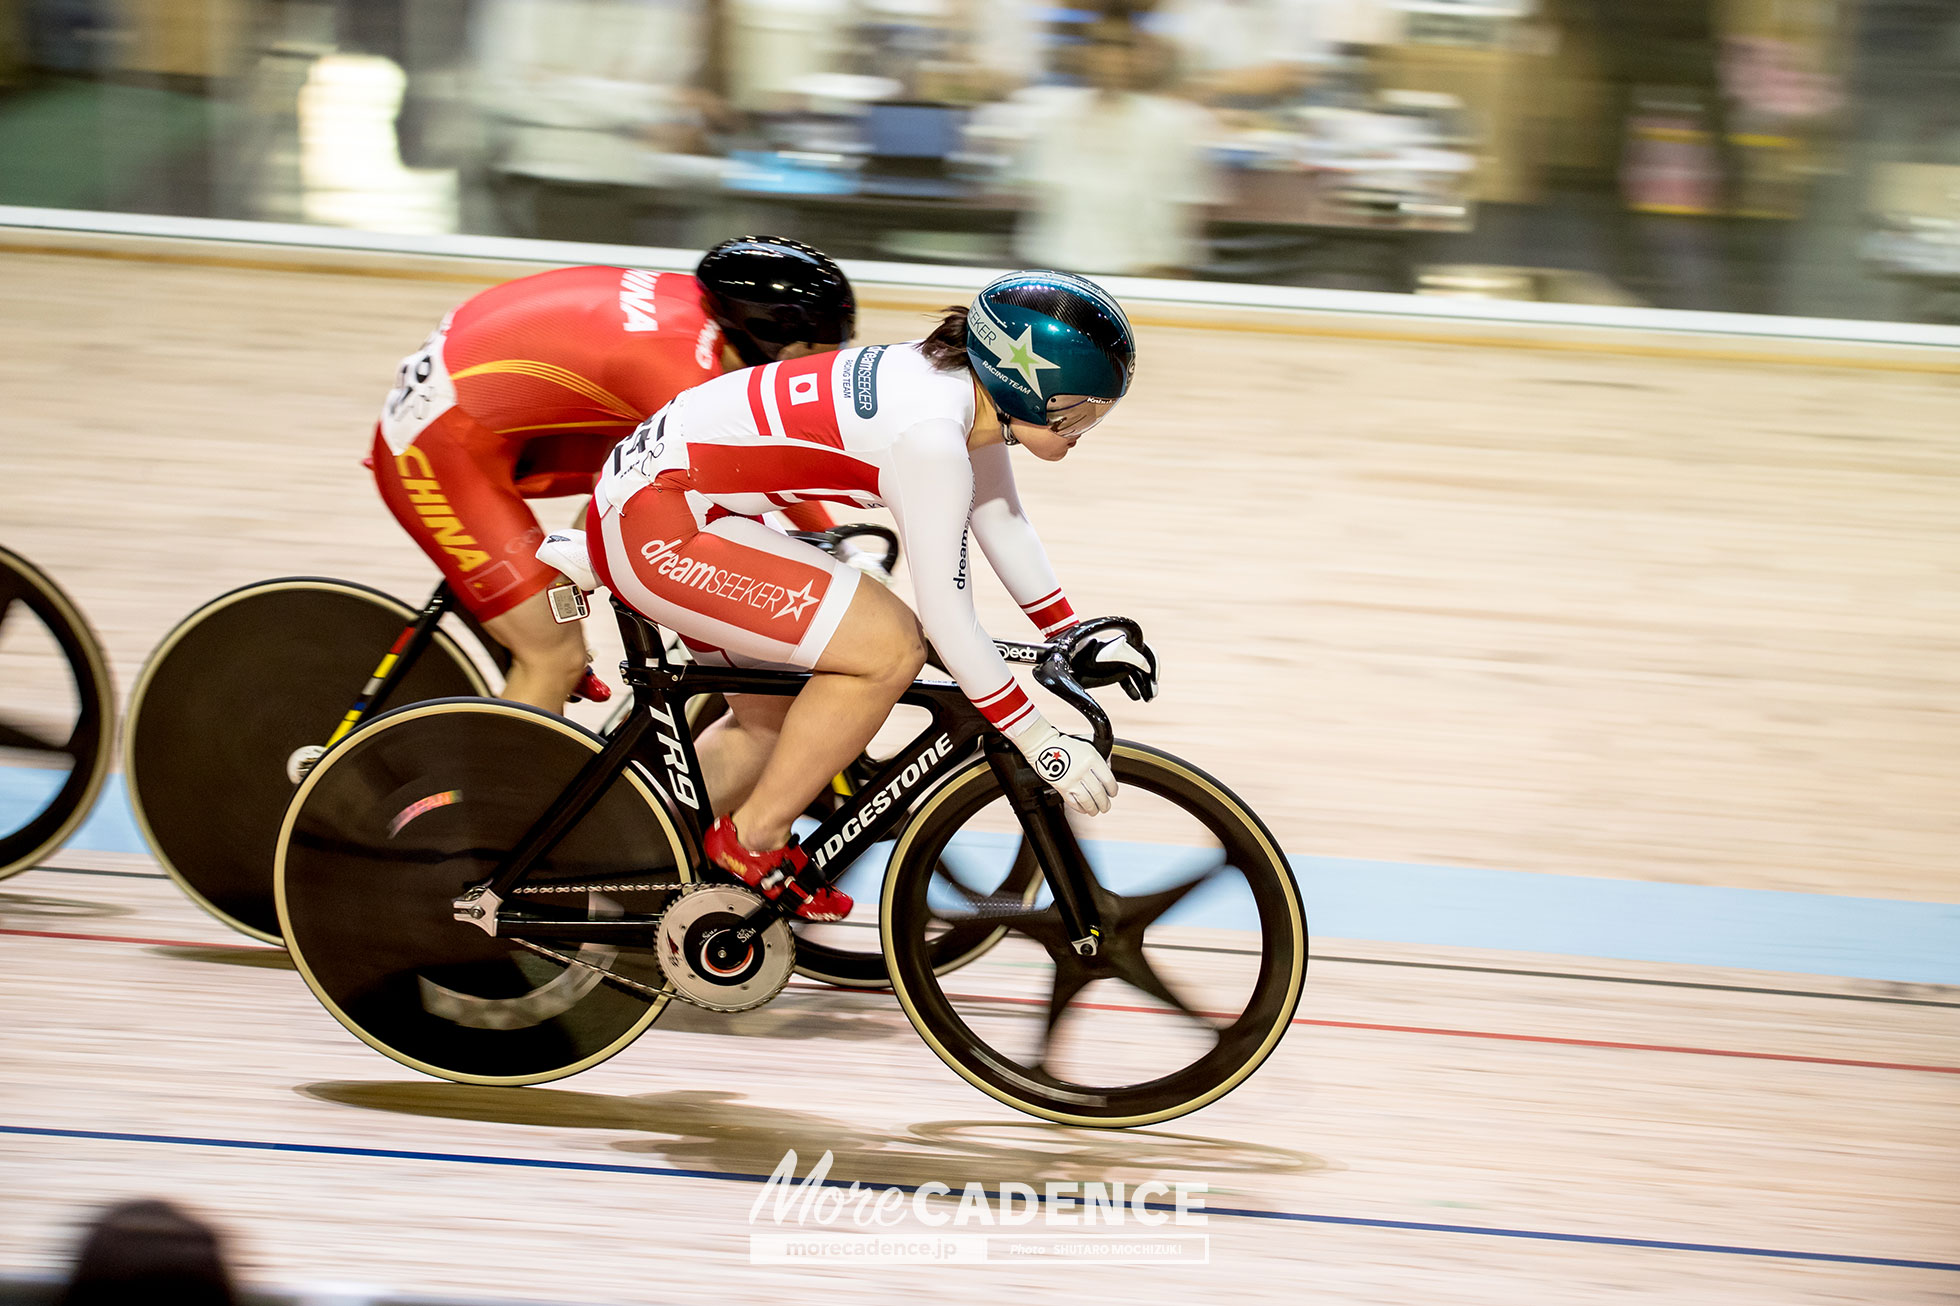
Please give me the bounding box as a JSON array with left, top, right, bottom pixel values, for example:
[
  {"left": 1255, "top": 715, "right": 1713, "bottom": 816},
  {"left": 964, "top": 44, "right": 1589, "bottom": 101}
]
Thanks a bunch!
[{"left": 536, "top": 529, "right": 599, "bottom": 592}]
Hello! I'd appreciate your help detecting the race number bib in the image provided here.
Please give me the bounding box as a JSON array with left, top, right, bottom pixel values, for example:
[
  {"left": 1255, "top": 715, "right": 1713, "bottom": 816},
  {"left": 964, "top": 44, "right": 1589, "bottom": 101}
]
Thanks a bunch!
[{"left": 379, "top": 314, "right": 458, "bottom": 455}]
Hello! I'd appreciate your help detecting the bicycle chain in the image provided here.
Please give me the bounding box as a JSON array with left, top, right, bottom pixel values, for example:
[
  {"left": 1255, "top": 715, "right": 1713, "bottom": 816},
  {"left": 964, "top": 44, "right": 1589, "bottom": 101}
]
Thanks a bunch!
[
  {"left": 509, "top": 935, "right": 681, "bottom": 1004},
  {"left": 504, "top": 882, "right": 781, "bottom": 1012},
  {"left": 511, "top": 880, "right": 680, "bottom": 896}
]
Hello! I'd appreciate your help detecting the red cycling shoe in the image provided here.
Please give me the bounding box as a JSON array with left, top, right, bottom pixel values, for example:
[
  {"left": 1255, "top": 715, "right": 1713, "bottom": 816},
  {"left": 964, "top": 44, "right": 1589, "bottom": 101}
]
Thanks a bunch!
[{"left": 703, "top": 816, "right": 853, "bottom": 922}]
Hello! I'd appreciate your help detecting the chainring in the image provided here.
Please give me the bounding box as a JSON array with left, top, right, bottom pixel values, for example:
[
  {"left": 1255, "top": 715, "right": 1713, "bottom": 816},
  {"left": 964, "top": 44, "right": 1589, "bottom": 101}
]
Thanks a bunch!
[{"left": 654, "top": 883, "right": 795, "bottom": 1012}]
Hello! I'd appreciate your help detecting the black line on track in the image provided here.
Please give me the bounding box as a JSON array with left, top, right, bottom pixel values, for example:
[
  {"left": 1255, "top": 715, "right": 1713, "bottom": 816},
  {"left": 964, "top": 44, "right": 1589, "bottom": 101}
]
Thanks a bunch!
[
  {"left": 1157, "top": 943, "right": 1960, "bottom": 1010},
  {"left": 1309, "top": 953, "right": 1960, "bottom": 1009},
  {"left": 28, "top": 863, "right": 168, "bottom": 880}
]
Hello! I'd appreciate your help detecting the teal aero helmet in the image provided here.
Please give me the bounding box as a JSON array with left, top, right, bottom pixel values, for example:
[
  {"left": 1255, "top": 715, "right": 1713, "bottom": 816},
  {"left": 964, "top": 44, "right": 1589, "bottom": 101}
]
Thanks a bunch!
[{"left": 967, "top": 271, "right": 1135, "bottom": 439}]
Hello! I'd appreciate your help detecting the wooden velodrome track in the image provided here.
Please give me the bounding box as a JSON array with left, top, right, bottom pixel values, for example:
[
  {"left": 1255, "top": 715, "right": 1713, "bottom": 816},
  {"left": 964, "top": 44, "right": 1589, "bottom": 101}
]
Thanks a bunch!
[{"left": 1, "top": 237, "right": 1956, "bottom": 1302}]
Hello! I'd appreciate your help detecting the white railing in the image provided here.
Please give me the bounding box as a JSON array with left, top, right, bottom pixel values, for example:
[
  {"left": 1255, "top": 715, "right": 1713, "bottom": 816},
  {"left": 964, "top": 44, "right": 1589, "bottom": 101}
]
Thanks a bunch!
[{"left": 6, "top": 204, "right": 1960, "bottom": 350}]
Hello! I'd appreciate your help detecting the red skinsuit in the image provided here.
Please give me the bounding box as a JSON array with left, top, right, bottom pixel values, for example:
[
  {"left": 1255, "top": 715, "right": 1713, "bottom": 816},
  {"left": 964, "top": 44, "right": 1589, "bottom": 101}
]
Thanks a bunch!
[{"left": 371, "top": 265, "right": 834, "bottom": 620}]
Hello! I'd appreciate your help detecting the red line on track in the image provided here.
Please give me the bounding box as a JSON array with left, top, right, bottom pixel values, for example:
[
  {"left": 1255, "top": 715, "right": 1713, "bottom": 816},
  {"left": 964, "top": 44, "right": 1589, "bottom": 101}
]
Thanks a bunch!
[
  {"left": 934, "top": 990, "right": 1960, "bottom": 1076},
  {"left": 9, "top": 925, "right": 1954, "bottom": 1076},
  {"left": 1294, "top": 1017, "right": 1960, "bottom": 1074},
  {"left": 0, "top": 927, "right": 276, "bottom": 951}
]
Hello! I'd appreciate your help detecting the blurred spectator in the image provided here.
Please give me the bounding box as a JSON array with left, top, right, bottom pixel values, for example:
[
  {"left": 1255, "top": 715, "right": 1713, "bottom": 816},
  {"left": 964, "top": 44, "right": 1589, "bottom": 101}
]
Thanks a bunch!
[
  {"left": 1009, "top": 11, "right": 1219, "bottom": 275},
  {"left": 471, "top": 0, "right": 727, "bottom": 184},
  {"left": 299, "top": 52, "right": 460, "bottom": 232},
  {"left": 1564, "top": 0, "right": 1756, "bottom": 309},
  {"left": 20, "top": 0, "right": 113, "bottom": 74},
  {"left": 947, "top": 0, "right": 1045, "bottom": 99},
  {"left": 57, "top": 1199, "right": 238, "bottom": 1306},
  {"left": 725, "top": 0, "right": 852, "bottom": 113},
  {"left": 1150, "top": 0, "right": 1363, "bottom": 105}
]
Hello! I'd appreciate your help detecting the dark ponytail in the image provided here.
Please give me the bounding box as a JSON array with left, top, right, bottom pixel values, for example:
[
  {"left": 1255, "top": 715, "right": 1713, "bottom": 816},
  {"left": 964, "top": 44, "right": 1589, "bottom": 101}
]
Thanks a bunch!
[{"left": 919, "top": 306, "right": 970, "bottom": 372}]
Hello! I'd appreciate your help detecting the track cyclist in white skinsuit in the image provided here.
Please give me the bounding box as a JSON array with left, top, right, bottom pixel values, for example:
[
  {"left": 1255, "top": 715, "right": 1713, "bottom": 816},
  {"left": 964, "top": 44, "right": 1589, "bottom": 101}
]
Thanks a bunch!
[{"left": 586, "top": 271, "right": 1153, "bottom": 920}]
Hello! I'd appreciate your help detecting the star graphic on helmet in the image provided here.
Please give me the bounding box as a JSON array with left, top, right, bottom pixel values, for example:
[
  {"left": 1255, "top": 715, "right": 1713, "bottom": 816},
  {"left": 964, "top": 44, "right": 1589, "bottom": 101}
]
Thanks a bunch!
[
  {"left": 775, "top": 580, "right": 820, "bottom": 621},
  {"left": 986, "top": 323, "right": 1059, "bottom": 398}
]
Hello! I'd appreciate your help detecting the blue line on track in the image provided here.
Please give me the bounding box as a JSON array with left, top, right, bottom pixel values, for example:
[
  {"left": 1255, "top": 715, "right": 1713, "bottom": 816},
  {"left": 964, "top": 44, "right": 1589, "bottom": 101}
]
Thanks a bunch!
[{"left": 4, "top": 1125, "right": 1954, "bottom": 1272}]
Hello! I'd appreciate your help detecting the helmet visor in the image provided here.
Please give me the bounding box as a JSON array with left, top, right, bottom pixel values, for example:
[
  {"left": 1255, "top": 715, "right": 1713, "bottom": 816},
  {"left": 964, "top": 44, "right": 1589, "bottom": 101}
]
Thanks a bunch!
[{"left": 1043, "top": 394, "right": 1119, "bottom": 438}]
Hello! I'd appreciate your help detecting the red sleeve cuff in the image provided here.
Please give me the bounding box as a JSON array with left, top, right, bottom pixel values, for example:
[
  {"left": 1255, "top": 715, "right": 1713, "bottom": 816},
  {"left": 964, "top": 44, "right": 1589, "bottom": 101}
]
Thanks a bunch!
[
  {"left": 1019, "top": 588, "right": 1076, "bottom": 639},
  {"left": 972, "top": 678, "right": 1038, "bottom": 735}
]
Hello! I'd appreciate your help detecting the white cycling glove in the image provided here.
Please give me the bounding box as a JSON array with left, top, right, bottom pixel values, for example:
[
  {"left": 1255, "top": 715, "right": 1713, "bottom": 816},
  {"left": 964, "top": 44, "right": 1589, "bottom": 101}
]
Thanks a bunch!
[{"left": 1010, "top": 718, "right": 1116, "bottom": 815}]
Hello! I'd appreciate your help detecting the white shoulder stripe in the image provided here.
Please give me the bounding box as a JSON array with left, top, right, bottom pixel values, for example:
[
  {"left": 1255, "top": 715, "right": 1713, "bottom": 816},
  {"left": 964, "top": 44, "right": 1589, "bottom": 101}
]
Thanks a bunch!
[{"left": 757, "top": 361, "right": 786, "bottom": 439}]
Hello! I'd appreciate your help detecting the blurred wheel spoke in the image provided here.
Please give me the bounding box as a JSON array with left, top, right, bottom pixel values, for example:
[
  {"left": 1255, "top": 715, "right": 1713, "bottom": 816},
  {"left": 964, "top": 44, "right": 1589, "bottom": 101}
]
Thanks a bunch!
[
  {"left": 0, "top": 718, "right": 71, "bottom": 755},
  {"left": 1118, "top": 861, "right": 1233, "bottom": 931},
  {"left": 932, "top": 838, "right": 1054, "bottom": 933},
  {"left": 1037, "top": 954, "right": 1097, "bottom": 1070},
  {"left": 1107, "top": 942, "right": 1219, "bottom": 1038},
  {"left": 934, "top": 896, "right": 1063, "bottom": 939}
]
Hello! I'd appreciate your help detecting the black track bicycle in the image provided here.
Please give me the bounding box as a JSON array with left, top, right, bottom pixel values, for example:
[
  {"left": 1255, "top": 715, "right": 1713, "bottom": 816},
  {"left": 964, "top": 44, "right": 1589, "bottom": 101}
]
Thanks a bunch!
[
  {"left": 120, "top": 526, "right": 932, "bottom": 989},
  {"left": 274, "top": 591, "right": 1308, "bottom": 1126},
  {"left": 0, "top": 547, "right": 115, "bottom": 880}
]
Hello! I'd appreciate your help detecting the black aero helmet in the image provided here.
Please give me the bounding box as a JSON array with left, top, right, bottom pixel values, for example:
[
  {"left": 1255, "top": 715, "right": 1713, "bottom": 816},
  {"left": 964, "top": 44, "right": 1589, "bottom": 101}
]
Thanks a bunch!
[
  {"left": 696, "top": 236, "right": 856, "bottom": 367},
  {"left": 967, "top": 270, "right": 1135, "bottom": 437}
]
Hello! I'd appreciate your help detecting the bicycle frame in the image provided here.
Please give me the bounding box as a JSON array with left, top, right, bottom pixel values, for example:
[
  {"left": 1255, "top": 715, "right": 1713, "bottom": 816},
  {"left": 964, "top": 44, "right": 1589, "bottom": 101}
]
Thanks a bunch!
[
  {"left": 453, "top": 599, "right": 1119, "bottom": 957},
  {"left": 323, "top": 581, "right": 511, "bottom": 750}
]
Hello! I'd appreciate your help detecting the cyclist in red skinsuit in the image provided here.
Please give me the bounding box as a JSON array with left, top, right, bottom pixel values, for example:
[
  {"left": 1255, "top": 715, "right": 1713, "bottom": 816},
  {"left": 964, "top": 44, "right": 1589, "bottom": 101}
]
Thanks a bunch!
[{"left": 371, "top": 238, "right": 855, "bottom": 713}]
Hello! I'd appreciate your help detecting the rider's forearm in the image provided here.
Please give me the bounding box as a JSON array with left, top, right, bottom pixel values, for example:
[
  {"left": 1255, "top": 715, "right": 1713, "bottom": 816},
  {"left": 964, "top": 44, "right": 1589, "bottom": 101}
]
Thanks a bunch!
[
  {"left": 912, "top": 575, "right": 1041, "bottom": 737},
  {"left": 968, "top": 442, "right": 1076, "bottom": 636},
  {"left": 972, "top": 512, "right": 1075, "bottom": 636},
  {"left": 887, "top": 425, "right": 1044, "bottom": 735}
]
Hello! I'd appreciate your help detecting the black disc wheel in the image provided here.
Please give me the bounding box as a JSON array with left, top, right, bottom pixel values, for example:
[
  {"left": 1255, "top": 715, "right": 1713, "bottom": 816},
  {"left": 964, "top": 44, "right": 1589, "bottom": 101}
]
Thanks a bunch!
[
  {"left": 277, "top": 699, "right": 693, "bottom": 1085},
  {"left": 881, "top": 743, "right": 1308, "bottom": 1127},
  {"left": 0, "top": 548, "right": 114, "bottom": 880},
  {"left": 124, "top": 579, "right": 490, "bottom": 941}
]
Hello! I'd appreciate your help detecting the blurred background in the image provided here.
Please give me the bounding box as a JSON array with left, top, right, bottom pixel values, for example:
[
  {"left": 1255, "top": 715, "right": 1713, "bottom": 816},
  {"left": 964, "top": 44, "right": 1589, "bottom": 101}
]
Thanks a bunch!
[
  {"left": 5, "top": 2, "right": 1959, "bottom": 1301},
  {"left": 4, "top": 0, "right": 1960, "bottom": 320}
]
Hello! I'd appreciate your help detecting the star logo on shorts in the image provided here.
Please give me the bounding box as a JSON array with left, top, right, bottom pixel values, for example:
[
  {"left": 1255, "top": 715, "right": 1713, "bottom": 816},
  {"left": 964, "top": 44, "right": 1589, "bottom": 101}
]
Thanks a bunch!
[{"left": 775, "top": 580, "right": 819, "bottom": 621}]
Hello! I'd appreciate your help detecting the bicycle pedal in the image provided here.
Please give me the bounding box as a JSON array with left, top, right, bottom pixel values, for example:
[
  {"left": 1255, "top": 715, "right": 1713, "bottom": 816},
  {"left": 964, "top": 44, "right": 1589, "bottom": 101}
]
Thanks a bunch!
[
  {"left": 699, "top": 855, "right": 847, "bottom": 922},
  {"left": 569, "top": 665, "right": 611, "bottom": 704}
]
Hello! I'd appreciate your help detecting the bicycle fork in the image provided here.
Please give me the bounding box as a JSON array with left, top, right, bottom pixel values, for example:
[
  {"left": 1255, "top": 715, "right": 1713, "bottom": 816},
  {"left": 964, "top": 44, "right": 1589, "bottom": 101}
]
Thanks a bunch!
[{"left": 985, "top": 742, "right": 1105, "bottom": 957}]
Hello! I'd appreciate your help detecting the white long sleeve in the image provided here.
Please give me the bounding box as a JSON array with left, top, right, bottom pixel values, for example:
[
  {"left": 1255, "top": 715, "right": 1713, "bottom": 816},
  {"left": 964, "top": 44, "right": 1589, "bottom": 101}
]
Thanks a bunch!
[
  {"left": 883, "top": 421, "right": 1046, "bottom": 736},
  {"left": 967, "top": 439, "right": 1076, "bottom": 637}
]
